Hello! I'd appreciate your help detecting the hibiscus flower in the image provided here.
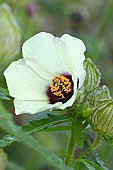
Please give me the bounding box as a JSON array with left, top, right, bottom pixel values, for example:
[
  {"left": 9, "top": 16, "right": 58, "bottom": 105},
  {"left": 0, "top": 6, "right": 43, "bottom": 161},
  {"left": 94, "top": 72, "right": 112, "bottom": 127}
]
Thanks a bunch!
[{"left": 4, "top": 32, "right": 86, "bottom": 115}]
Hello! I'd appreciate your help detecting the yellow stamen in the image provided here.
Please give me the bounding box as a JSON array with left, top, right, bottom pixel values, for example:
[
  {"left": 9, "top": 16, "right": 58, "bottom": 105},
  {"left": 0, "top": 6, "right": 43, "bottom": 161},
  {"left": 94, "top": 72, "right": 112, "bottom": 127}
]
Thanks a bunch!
[{"left": 50, "top": 75, "right": 72, "bottom": 98}]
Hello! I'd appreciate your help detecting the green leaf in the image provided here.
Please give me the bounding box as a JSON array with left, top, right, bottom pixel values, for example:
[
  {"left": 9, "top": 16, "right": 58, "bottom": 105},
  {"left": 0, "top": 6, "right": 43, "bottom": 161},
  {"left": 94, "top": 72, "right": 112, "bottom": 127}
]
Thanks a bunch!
[
  {"left": 71, "top": 159, "right": 81, "bottom": 169},
  {"left": 22, "top": 114, "right": 71, "bottom": 134},
  {"left": 82, "top": 159, "right": 104, "bottom": 170},
  {"left": 0, "top": 114, "right": 71, "bottom": 148},
  {"left": 84, "top": 58, "right": 101, "bottom": 92},
  {"left": 93, "top": 151, "right": 109, "bottom": 170},
  {"left": 0, "top": 135, "right": 16, "bottom": 148},
  {"left": 0, "top": 88, "right": 10, "bottom": 100},
  {"left": 0, "top": 114, "right": 72, "bottom": 170},
  {"left": 72, "top": 118, "right": 84, "bottom": 149}
]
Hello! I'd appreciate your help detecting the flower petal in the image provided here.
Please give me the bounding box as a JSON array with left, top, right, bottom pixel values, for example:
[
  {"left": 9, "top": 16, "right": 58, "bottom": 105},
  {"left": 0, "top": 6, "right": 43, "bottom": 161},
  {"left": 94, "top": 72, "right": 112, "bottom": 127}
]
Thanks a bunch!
[
  {"left": 60, "top": 34, "right": 86, "bottom": 73},
  {"left": 14, "top": 99, "right": 62, "bottom": 115},
  {"left": 4, "top": 59, "right": 48, "bottom": 100},
  {"left": 14, "top": 99, "right": 48, "bottom": 115},
  {"left": 22, "top": 32, "right": 66, "bottom": 80},
  {"left": 78, "top": 68, "right": 86, "bottom": 89}
]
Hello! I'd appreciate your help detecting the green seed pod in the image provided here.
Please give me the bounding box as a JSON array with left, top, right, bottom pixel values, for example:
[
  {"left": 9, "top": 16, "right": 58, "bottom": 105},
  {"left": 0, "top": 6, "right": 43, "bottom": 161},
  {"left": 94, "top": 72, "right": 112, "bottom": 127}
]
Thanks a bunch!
[{"left": 91, "top": 100, "right": 113, "bottom": 138}]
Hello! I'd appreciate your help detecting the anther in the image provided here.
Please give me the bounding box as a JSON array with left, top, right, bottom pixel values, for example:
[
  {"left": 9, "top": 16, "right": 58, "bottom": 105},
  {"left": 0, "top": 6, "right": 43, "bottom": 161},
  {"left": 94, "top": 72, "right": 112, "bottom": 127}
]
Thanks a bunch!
[{"left": 50, "top": 75, "right": 72, "bottom": 99}]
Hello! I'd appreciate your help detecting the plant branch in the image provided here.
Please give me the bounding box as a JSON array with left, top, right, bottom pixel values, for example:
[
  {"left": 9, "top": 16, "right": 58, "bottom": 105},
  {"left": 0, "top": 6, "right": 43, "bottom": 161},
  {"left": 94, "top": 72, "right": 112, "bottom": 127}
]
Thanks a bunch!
[{"left": 78, "top": 135, "right": 100, "bottom": 160}]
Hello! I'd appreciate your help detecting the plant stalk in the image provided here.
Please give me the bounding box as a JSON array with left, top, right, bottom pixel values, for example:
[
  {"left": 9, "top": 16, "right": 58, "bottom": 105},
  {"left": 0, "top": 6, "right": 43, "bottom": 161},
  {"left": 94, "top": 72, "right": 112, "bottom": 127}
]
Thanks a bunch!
[{"left": 78, "top": 135, "right": 100, "bottom": 160}]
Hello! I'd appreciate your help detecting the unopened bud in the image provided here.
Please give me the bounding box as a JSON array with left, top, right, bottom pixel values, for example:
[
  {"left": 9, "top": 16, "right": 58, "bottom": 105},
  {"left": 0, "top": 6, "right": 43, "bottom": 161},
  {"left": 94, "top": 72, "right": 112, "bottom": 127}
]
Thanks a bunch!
[
  {"left": 91, "top": 100, "right": 113, "bottom": 138},
  {"left": 82, "top": 108, "right": 91, "bottom": 118},
  {"left": 0, "top": 3, "right": 21, "bottom": 63}
]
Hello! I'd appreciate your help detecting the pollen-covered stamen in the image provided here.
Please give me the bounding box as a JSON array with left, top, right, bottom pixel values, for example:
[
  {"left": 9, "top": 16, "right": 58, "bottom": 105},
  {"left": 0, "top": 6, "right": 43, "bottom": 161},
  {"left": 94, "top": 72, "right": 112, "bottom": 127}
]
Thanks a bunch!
[
  {"left": 46, "top": 74, "right": 74, "bottom": 104},
  {"left": 50, "top": 75, "right": 72, "bottom": 99}
]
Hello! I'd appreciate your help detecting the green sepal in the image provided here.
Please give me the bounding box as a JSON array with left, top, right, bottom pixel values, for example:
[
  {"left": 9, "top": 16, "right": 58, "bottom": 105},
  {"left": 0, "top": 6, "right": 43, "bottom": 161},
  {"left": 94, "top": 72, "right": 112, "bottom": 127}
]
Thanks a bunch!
[
  {"left": 90, "top": 100, "right": 113, "bottom": 139},
  {"left": 84, "top": 58, "right": 101, "bottom": 92},
  {"left": 84, "top": 85, "right": 111, "bottom": 108}
]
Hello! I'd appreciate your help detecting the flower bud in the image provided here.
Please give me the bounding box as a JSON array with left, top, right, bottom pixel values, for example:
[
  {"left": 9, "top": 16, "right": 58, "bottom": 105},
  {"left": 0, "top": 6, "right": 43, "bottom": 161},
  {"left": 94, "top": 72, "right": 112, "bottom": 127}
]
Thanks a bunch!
[
  {"left": 82, "top": 108, "right": 91, "bottom": 118},
  {"left": 0, "top": 3, "right": 21, "bottom": 63},
  {"left": 91, "top": 100, "right": 113, "bottom": 138}
]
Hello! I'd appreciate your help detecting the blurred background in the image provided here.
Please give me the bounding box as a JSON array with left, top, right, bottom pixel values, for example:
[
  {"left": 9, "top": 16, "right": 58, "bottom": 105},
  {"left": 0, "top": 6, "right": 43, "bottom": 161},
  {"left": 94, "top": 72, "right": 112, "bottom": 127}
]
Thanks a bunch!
[{"left": 0, "top": 0, "right": 113, "bottom": 169}]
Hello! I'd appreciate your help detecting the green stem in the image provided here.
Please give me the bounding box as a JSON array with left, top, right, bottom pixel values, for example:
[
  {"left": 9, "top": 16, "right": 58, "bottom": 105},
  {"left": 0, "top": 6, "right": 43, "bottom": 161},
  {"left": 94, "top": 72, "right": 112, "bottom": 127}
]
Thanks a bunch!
[
  {"left": 0, "top": 101, "right": 72, "bottom": 170},
  {"left": 67, "top": 134, "right": 75, "bottom": 156},
  {"left": 65, "top": 129, "right": 75, "bottom": 165},
  {"left": 78, "top": 135, "right": 100, "bottom": 159},
  {"left": 97, "top": 0, "right": 113, "bottom": 37}
]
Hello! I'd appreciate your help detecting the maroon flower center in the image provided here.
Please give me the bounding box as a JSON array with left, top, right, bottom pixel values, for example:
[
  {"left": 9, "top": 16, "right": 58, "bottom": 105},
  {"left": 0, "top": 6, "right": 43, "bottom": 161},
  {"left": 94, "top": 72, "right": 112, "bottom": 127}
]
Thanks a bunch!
[{"left": 46, "top": 74, "right": 74, "bottom": 104}]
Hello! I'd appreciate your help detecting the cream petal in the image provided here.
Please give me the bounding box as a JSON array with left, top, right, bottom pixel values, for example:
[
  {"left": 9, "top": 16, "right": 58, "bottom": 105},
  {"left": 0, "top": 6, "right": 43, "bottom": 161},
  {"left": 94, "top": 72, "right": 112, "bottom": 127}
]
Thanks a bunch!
[
  {"left": 14, "top": 99, "right": 49, "bottom": 115},
  {"left": 4, "top": 59, "right": 49, "bottom": 100},
  {"left": 14, "top": 99, "right": 62, "bottom": 115},
  {"left": 60, "top": 34, "right": 86, "bottom": 73},
  {"left": 22, "top": 32, "right": 67, "bottom": 80},
  {"left": 78, "top": 68, "right": 86, "bottom": 89}
]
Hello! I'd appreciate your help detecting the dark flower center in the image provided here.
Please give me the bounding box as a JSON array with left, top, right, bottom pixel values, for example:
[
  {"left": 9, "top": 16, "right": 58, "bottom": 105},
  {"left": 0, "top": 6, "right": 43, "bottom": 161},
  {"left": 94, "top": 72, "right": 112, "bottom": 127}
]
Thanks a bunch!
[{"left": 46, "top": 74, "right": 74, "bottom": 104}]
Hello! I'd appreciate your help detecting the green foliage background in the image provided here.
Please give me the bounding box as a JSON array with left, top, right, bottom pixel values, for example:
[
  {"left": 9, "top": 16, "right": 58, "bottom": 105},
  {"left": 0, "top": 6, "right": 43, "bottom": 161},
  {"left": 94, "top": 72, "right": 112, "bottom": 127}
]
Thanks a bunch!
[{"left": 0, "top": 0, "right": 113, "bottom": 169}]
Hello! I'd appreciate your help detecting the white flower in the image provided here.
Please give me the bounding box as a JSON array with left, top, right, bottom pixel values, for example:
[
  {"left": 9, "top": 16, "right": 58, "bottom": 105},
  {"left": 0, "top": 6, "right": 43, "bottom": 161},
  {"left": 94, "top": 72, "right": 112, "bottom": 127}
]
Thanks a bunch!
[{"left": 4, "top": 32, "right": 86, "bottom": 115}]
